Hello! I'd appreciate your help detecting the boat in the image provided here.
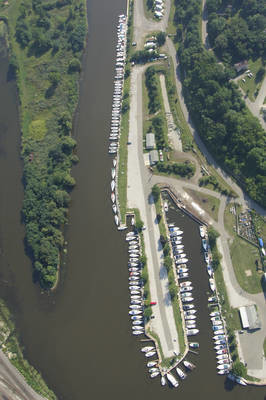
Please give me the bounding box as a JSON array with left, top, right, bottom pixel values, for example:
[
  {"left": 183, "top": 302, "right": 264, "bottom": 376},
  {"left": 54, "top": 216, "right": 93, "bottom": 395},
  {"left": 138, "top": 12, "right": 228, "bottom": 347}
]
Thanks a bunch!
[
  {"left": 161, "top": 375, "right": 166, "bottom": 386},
  {"left": 150, "top": 371, "right": 160, "bottom": 378},
  {"left": 212, "top": 319, "right": 223, "bottom": 326},
  {"left": 128, "top": 245, "right": 138, "bottom": 250},
  {"left": 166, "top": 373, "right": 179, "bottom": 388},
  {"left": 164, "top": 202, "right": 168, "bottom": 212},
  {"left": 189, "top": 342, "right": 199, "bottom": 349},
  {"left": 176, "top": 258, "right": 188, "bottom": 264},
  {"left": 132, "top": 320, "right": 143, "bottom": 326},
  {"left": 217, "top": 349, "right": 228, "bottom": 355},
  {"left": 210, "top": 311, "right": 220, "bottom": 317},
  {"left": 186, "top": 329, "right": 199, "bottom": 336},
  {"left": 183, "top": 304, "right": 194, "bottom": 310},
  {"left": 180, "top": 281, "right": 192, "bottom": 287},
  {"left": 170, "top": 230, "right": 183, "bottom": 236},
  {"left": 204, "top": 252, "right": 209, "bottom": 263},
  {"left": 185, "top": 315, "right": 196, "bottom": 320},
  {"left": 131, "top": 300, "right": 142, "bottom": 305},
  {"left": 131, "top": 315, "right": 142, "bottom": 320},
  {"left": 207, "top": 265, "right": 213, "bottom": 276},
  {"left": 147, "top": 361, "right": 157, "bottom": 368},
  {"left": 215, "top": 344, "right": 227, "bottom": 350},
  {"left": 131, "top": 294, "right": 141, "bottom": 299},
  {"left": 202, "top": 239, "right": 208, "bottom": 251},
  {"left": 175, "top": 253, "right": 187, "bottom": 259},
  {"left": 199, "top": 225, "right": 205, "bottom": 238},
  {"left": 215, "top": 340, "right": 226, "bottom": 345},
  {"left": 149, "top": 368, "right": 159, "bottom": 374},
  {"left": 218, "top": 369, "right": 229, "bottom": 375},
  {"left": 141, "top": 346, "right": 155, "bottom": 353},
  {"left": 112, "top": 204, "right": 117, "bottom": 214},
  {"left": 129, "top": 285, "right": 141, "bottom": 291},
  {"left": 183, "top": 360, "right": 196, "bottom": 370},
  {"left": 182, "top": 296, "right": 194, "bottom": 303},
  {"left": 213, "top": 330, "right": 225, "bottom": 336},
  {"left": 128, "top": 263, "right": 139, "bottom": 268},
  {"left": 132, "top": 331, "right": 144, "bottom": 336},
  {"left": 173, "top": 244, "right": 184, "bottom": 249},
  {"left": 217, "top": 354, "right": 229, "bottom": 360},
  {"left": 209, "top": 278, "right": 216, "bottom": 292},
  {"left": 177, "top": 267, "right": 188, "bottom": 274},
  {"left": 211, "top": 316, "right": 221, "bottom": 322},
  {"left": 213, "top": 325, "right": 222, "bottom": 331},
  {"left": 132, "top": 325, "right": 144, "bottom": 331},
  {"left": 129, "top": 310, "right": 142, "bottom": 315},
  {"left": 111, "top": 192, "right": 116, "bottom": 203},
  {"left": 176, "top": 367, "right": 186, "bottom": 379},
  {"left": 129, "top": 304, "right": 142, "bottom": 310},
  {"left": 113, "top": 159, "right": 117, "bottom": 167},
  {"left": 217, "top": 364, "right": 230, "bottom": 371},
  {"left": 168, "top": 223, "right": 175, "bottom": 228},
  {"left": 180, "top": 286, "right": 193, "bottom": 293},
  {"left": 186, "top": 319, "right": 196, "bottom": 325},
  {"left": 181, "top": 292, "right": 192, "bottom": 298},
  {"left": 114, "top": 215, "right": 119, "bottom": 226},
  {"left": 214, "top": 335, "right": 226, "bottom": 342},
  {"left": 184, "top": 310, "right": 196, "bottom": 316},
  {"left": 208, "top": 296, "right": 217, "bottom": 303},
  {"left": 145, "top": 351, "right": 157, "bottom": 358}
]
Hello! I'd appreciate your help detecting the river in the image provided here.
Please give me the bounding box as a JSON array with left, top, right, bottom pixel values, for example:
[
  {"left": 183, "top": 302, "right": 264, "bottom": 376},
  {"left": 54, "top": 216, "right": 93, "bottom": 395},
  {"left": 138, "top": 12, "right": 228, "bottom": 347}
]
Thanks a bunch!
[{"left": 0, "top": 0, "right": 265, "bottom": 399}]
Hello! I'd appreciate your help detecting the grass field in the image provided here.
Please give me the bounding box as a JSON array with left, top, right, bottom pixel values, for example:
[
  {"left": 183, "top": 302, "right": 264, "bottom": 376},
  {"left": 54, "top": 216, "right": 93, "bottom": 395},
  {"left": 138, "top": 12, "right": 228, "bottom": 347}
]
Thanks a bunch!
[
  {"left": 186, "top": 188, "right": 220, "bottom": 221},
  {"left": 237, "top": 58, "right": 265, "bottom": 102}
]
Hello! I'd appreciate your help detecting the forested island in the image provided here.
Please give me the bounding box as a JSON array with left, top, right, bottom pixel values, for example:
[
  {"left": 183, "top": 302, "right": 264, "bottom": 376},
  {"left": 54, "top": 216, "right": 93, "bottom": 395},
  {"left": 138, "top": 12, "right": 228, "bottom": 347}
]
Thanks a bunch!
[
  {"left": 3, "top": 0, "right": 87, "bottom": 288},
  {"left": 174, "top": 0, "right": 266, "bottom": 207}
]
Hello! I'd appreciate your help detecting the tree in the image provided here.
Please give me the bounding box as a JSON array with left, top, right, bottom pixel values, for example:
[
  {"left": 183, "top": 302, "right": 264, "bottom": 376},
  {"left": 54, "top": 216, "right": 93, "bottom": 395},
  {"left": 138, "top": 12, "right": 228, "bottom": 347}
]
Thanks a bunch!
[
  {"left": 151, "top": 185, "right": 160, "bottom": 202},
  {"left": 169, "top": 283, "right": 176, "bottom": 300},
  {"left": 208, "top": 227, "right": 219, "bottom": 249},
  {"left": 232, "top": 361, "right": 246, "bottom": 377},
  {"left": 156, "top": 31, "right": 166, "bottom": 46},
  {"left": 141, "top": 270, "right": 148, "bottom": 285},
  {"left": 68, "top": 58, "right": 81, "bottom": 73},
  {"left": 144, "top": 306, "right": 152, "bottom": 319},
  {"left": 48, "top": 72, "right": 60, "bottom": 87},
  {"left": 136, "top": 219, "right": 144, "bottom": 231}
]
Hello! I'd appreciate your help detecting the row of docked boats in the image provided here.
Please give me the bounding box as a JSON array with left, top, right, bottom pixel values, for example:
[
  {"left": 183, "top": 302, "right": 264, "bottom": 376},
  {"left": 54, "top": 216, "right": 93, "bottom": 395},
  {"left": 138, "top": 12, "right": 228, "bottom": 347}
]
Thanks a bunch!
[
  {"left": 140, "top": 346, "right": 160, "bottom": 378},
  {"left": 161, "top": 359, "right": 196, "bottom": 388},
  {"left": 168, "top": 222, "right": 199, "bottom": 338},
  {"left": 126, "top": 231, "right": 145, "bottom": 336},
  {"left": 108, "top": 14, "right": 127, "bottom": 155},
  {"left": 200, "top": 226, "right": 232, "bottom": 375}
]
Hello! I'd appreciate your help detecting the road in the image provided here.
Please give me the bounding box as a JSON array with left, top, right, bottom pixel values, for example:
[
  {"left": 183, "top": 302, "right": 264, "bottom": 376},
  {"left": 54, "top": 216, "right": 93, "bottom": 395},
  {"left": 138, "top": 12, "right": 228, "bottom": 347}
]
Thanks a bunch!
[{"left": 127, "top": 65, "right": 180, "bottom": 358}]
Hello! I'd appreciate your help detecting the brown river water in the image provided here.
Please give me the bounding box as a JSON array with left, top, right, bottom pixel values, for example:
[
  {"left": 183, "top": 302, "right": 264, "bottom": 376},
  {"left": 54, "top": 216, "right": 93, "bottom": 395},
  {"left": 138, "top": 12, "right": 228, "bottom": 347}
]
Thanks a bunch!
[{"left": 0, "top": 0, "right": 265, "bottom": 399}]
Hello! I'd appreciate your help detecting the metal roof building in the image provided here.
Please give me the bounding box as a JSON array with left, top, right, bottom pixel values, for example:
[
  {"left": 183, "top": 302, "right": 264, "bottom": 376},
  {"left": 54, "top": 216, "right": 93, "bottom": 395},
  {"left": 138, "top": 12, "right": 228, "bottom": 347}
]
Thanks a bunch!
[
  {"left": 239, "top": 305, "right": 261, "bottom": 330},
  {"left": 149, "top": 150, "right": 159, "bottom": 165},
  {"left": 146, "top": 133, "right": 155, "bottom": 150}
]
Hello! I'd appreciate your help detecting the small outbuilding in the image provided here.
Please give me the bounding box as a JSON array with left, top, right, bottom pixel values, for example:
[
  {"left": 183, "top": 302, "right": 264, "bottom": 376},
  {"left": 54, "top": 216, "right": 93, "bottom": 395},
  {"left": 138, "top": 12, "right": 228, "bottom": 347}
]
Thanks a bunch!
[
  {"left": 239, "top": 305, "right": 261, "bottom": 330},
  {"left": 234, "top": 60, "right": 248, "bottom": 73},
  {"left": 146, "top": 133, "right": 155, "bottom": 150},
  {"left": 149, "top": 150, "right": 159, "bottom": 165}
]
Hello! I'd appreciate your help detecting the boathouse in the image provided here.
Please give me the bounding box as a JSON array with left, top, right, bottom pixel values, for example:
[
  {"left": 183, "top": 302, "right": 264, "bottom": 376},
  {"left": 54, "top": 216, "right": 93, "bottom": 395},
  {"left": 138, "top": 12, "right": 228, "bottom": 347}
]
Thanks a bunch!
[{"left": 239, "top": 305, "right": 261, "bottom": 331}]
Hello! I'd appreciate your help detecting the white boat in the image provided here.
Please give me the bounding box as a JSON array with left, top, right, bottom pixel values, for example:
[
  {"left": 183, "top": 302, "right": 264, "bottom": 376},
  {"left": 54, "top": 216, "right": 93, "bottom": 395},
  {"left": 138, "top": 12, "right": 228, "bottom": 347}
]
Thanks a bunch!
[
  {"left": 210, "top": 311, "right": 220, "bottom": 317},
  {"left": 164, "top": 202, "right": 168, "bottom": 212},
  {"left": 129, "top": 304, "right": 142, "bottom": 310},
  {"left": 128, "top": 244, "right": 138, "bottom": 249},
  {"left": 204, "top": 252, "right": 209, "bottom": 263},
  {"left": 149, "top": 368, "right": 159, "bottom": 373},
  {"left": 181, "top": 292, "right": 192, "bottom": 298},
  {"left": 217, "top": 349, "right": 228, "bottom": 355},
  {"left": 173, "top": 245, "right": 184, "bottom": 250},
  {"left": 113, "top": 159, "right": 117, "bottom": 167},
  {"left": 202, "top": 239, "right": 208, "bottom": 251},
  {"left": 217, "top": 354, "right": 229, "bottom": 360},
  {"left": 208, "top": 296, "right": 217, "bottom": 303},
  {"left": 186, "top": 329, "right": 199, "bottom": 336},
  {"left": 180, "top": 281, "right": 192, "bottom": 287},
  {"left": 147, "top": 361, "right": 157, "bottom": 368},
  {"left": 166, "top": 373, "right": 179, "bottom": 388},
  {"left": 185, "top": 315, "right": 196, "bottom": 320},
  {"left": 182, "top": 297, "right": 194, "bottom": 303},
  {"left": 132, "top": 331, "right": 144, "bottom": 336},
  {"left": 128, "top": 263, "right": 139, "bottom": 267},
  {"left": 170, "top": 230, "right": 183, "bottom": 236},
  {"left": 168, "top": 223, "right": 175, "bottom": 228},
  {"left": 131, "top": 295, "right": 141, "bottom": 299},
  {"left": 132, "top": 320, "right": 143, "bottom": 326},
  {"left": 199, "top": 225, "right": 205, "bottom": 238},
  {"left": 111, "top": 192, "right": 116, "bottom": 203},
  {"left": 114, "top": 215, "right": 119, "bottom": 226},
  {"left": 176, "top": 258, "right": 188, "bottom": 264},
  {"left": 183, "top": 304, "right": 194, "bottom": 310},
  {"left": 176, "top": 367, "right": 186, "bottom": 379},
  {"left": 131, "top": 315, "right": 142, "bottom": 320},
  {"left": 129, "top": 284, "right": 141, "bottom": 290},
  {"left": 213, "top": 330, "right": 225, "bottom": 336},
  {"left": 145, "top": 351, "right": 157, "bottom": 358},
  {"left": 132, "top": 326, "right": 144, "bottom": 331},
  {"left": 129, "top": 310, "right": 142, "bottom": 315},
  {"left": 150, "top": 371, "right": 160, "bottom": 378},
  {"left": 217, "top": 364, "right": 230, "bottom": 370},
  {"left": 209, "top": 278, "right": 216, "bottom": 292},
  {"left": 161, "top": 375, "right": 166, "bottom": 386},
  {"left": 183, "top": 360, "right": 196, "bottom": 370},
  {"left": 178, "top": 273, "right": 189, "bottom": 279},
  {"left": 215, "top": 344, "right": 227, "bottom": 350},
  {"left": 180, "top": 286, "right": 193, "bottom": 293},
  {"left": 129, "top": 277, "right": 139, "bottom": 282},
  {"left": 141, "top": 346, "right": 154, "bottom": 353},
  {"left": 184, "top": 310, "right": 196, "bottom": 316},
  {"left": 112, "top": 204, "right": 117, "bottom": 214},
  {"left": 215, "top": 340, "right": 226, "bottom": 345},
  {"left": 177, "top": 267, "right": 188, "bottom": 274},
  {"left": 235, "top": 377, "right": 247, "bottom": 386},
  {"left": 130, "top": 290, "right": 141, "bottom": 295},
  {"left": 171, "top": 239, "right": 182, "bottom": 245},
  {"left": 218, "top": 369, "right": 230, "bottom": 375},
  {"left": 212, "top": 320, "right": 223, "bottom": 326},
  {"left": 186, "top": 320, "right": 196, "bottom": 326},
  {"left": 207, "top": 265, "right": 213, "bottom": 276}
]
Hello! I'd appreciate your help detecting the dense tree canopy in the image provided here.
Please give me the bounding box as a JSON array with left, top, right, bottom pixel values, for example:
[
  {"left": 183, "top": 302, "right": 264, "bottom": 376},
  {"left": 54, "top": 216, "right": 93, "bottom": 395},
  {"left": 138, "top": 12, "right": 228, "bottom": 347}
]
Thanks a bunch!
[{"left": 174, "top": 0, "right": 266, "bottom": 207}]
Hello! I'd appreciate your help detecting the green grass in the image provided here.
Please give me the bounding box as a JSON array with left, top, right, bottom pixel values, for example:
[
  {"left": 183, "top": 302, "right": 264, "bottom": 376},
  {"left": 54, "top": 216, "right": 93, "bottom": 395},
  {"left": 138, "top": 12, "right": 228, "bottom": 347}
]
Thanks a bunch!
[
  {"left": 230, "top": 237, "right": 262, "bottom": 294},
  {"left": 237, "top": 58, "right": 265, "bottom": 102},
  {"left": 167, "top": 0, "right": 177, "bottom": 36},
  {"left": 224, "top": 202, "right": 238, "bottom": 237},
  {"left": 185, "top": 188, "right": 220, "bottom": 221}
]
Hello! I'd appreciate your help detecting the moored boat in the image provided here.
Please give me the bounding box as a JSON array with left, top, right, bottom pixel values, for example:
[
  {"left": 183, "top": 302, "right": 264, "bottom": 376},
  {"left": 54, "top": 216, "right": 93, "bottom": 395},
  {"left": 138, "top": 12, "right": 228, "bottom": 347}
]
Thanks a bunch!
[
  {"left": 183, "top": 360, "right": 196, "bottom": 370},
  {"left": 199, "top": 225, "right": 205, "bottom": 238},
  {"left": 141, "top": 346, "right": 155, "bottom": 353},
  {"left": 176, "top": 366, "right": 186, "bottom": 379},
  {"left": 161, "top": 375, "right": 166, "bottom": 386},
  {"left": 166, "top": 373, "right": 179, "bottom": 388},
  {"left": 189, "top": 342, "right": 199, "bottom": 349},
  {"left": 145, "top": 351, "right": 157, "bottom": 358}
]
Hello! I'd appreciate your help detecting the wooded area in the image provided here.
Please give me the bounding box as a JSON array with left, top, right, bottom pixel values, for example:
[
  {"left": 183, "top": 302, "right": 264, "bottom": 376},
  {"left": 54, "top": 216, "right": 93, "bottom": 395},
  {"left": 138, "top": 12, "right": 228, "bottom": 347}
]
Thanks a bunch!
[
  {"left": 174, "top": 0, "right": 266, "bottom": 207},
  {"left": 7, "top": 0, "right": 87, "bottom": 288}
]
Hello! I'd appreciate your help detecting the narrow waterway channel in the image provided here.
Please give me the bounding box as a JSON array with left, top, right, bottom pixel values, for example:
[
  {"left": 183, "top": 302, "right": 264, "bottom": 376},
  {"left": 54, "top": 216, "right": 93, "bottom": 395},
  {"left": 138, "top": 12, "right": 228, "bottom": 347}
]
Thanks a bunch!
[{"left": 0, "top": 1, "right": 265, "bottom": 399}]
